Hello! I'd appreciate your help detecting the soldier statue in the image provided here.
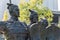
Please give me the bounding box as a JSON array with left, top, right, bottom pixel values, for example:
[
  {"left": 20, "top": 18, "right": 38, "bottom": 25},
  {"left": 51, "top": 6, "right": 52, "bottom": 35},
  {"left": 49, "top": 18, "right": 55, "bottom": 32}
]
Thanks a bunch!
[
  {"left": 27, "top": 9, "right": 39, "bottom": 40},
  {"left": 28, "top": 9, "right": 48, "bottom": 40},
  {"left": 28, "top": 9, "right": 60, "bottom": 40},
  {"left": 45, "top": 23, "right": 60, "bottom": 40},
  {"left": 0, "top": 0, "right": 28, "bottom": 40}
]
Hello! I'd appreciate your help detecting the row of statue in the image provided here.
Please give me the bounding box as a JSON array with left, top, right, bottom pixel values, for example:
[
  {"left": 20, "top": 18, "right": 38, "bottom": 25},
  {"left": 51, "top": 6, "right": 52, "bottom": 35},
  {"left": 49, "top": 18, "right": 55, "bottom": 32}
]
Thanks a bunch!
[{"left": 0, "top": 0, "right": 60, "bottom": 40}]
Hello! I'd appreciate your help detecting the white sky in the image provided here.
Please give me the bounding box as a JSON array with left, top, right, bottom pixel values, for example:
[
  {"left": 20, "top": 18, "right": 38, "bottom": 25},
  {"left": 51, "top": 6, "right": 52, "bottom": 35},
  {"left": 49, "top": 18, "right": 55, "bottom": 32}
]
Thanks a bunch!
[{"left": 58, "top": 0, "right": 60, "bottom": 11}]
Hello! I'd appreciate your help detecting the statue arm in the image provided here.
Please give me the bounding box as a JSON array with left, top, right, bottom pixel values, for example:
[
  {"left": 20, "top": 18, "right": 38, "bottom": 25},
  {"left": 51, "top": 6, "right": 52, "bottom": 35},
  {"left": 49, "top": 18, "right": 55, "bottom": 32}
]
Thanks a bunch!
[{"left": 0, "top": 21, "right": 7, "bottom": 34}]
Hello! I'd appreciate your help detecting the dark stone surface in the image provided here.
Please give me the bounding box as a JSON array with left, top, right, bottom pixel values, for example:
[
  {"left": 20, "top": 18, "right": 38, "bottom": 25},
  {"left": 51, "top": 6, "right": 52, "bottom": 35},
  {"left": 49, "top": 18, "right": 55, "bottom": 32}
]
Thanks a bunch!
[
  {"left": 40, "top": 23, "right": 60, "bottom": 40},
  {"left": 29, "top": 23, "right": 41, "bottom": 40},
  {"left": 29, "top": 18, "right": 48, "bottom": 40},
  {"left": 46, "top": 23, "right": 60, "bottom": 40}
]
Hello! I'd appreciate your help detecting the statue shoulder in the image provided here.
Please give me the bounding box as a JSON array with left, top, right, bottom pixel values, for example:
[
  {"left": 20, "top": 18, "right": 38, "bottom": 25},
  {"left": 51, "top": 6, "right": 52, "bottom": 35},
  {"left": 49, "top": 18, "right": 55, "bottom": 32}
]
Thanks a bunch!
[
  {"left": 0, "top": 21, "right": 6, "bottom": 26},
  {"left": 0, "top": 21, "right": 7, "bottom": 33}
]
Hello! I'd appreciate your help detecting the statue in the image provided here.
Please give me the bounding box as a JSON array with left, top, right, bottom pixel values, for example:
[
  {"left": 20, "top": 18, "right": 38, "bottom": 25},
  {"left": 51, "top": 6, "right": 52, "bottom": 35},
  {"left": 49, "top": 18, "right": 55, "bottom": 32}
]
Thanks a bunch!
[
  {"left": 39, "top": 18, "right": 48, "bottom": 40},
  {"left": 27, "top": 9, "right": 38, "bottom": 40},
  {"left": 29, "top": 18, "right": 48, "bottom": 40},
  {"left": 46, "top": 23, "right": 60, "bottom": 40},
  {"left": 0, "top": 0, "right": 28, "bottom": 40},
  {"left": 28, "top": 9, "right": 48, "bottom": 40}
]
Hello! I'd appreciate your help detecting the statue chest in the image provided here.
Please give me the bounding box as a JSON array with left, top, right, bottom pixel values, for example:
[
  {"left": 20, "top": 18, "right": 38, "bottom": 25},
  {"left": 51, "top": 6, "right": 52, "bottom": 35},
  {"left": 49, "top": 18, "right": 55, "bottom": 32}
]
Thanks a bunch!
[
  {"left": 4, "top": 21, "right": 28, "bottom": 40},
  {"left": 6, "top": 21, "right": 27, "bottom": 34}
]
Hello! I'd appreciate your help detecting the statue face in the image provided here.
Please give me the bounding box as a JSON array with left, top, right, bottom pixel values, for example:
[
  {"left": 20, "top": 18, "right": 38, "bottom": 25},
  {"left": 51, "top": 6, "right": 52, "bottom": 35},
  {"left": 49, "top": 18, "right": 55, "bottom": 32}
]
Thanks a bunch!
[
  {"left": 30, "top": 15, "right": 38, "bottom": 23},
  {"left": 12, "top": 6, "right": 19, "bottom": 17},
  {"left": 40, "top": 18, "right": 48, "bottom": 29},
  {"left": 29, "top": 9, "right": 38, "bottom": 23},
  {"left": 8, "top": 5, "right": 20, "bottom": 17}
]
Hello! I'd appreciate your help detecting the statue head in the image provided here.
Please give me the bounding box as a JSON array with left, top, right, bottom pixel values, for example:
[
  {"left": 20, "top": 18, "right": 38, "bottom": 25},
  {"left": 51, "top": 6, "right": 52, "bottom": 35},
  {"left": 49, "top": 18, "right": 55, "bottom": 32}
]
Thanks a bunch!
[
  {"left": 7, "top": 4, "right": 19, "bottom": 17},
  {"left": 29, "top": 9, "right": 38, "bottom": 23},
  {"left": 39, "top": 18, "right": 48, "bottom": 29}
]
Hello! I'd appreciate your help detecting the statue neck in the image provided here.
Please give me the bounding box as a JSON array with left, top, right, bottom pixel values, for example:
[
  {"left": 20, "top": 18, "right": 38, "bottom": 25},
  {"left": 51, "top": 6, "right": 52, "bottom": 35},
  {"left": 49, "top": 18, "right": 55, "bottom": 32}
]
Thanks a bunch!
[{"left": 10, "top": 16, "right": 18, "bottom": 21}]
